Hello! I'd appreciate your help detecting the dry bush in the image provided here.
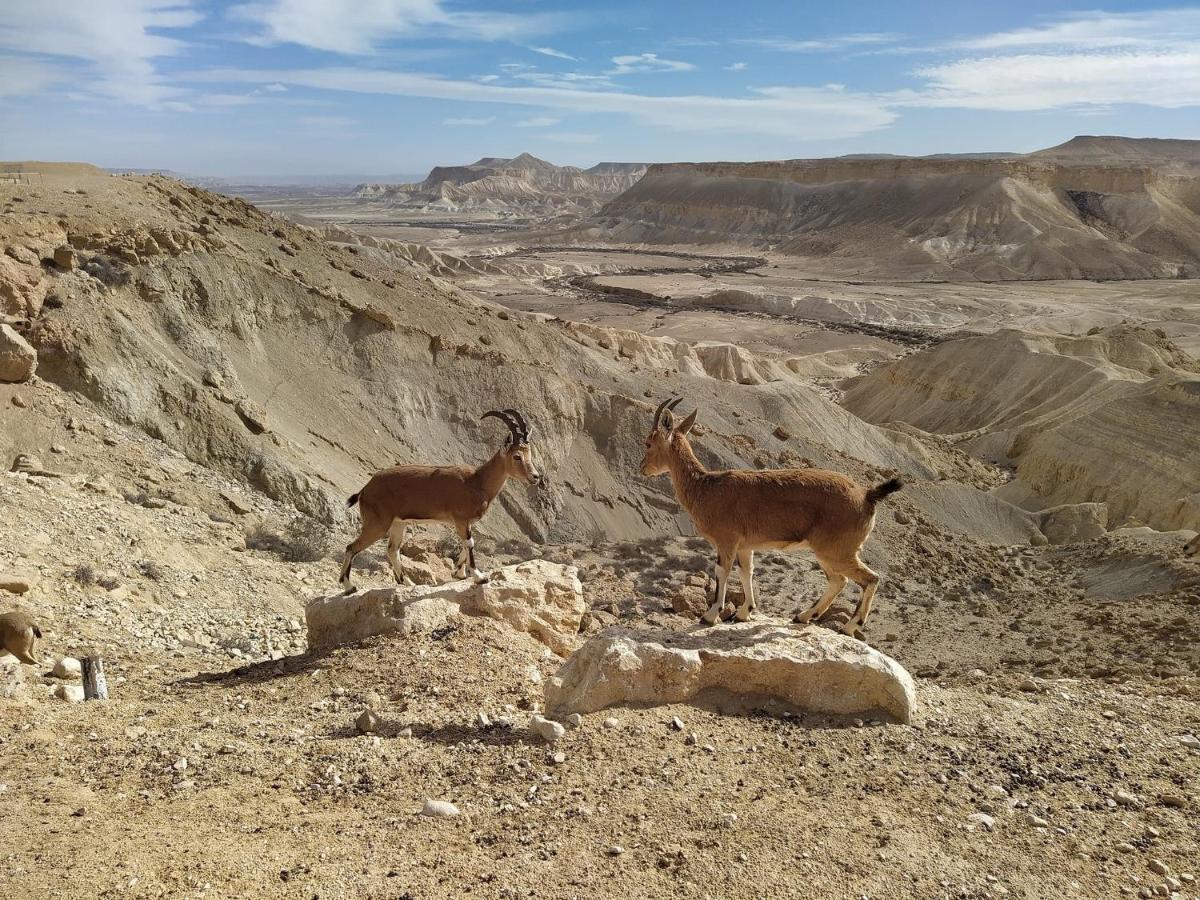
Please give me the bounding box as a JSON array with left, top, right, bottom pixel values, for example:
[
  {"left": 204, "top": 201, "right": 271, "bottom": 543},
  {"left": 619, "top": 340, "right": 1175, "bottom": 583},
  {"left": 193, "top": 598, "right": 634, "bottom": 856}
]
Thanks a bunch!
[
  {"left": 137, "top": 559, "right": 166, "bottom": 581},
  {"left": 71, "top": 563, "right": 96, "bottom": 586},
  {"left": 83, "top": 255, "right": 131, "bottom": 287},
  {"left": 246, "top": 517, "right": 331, "bottom": 562}
]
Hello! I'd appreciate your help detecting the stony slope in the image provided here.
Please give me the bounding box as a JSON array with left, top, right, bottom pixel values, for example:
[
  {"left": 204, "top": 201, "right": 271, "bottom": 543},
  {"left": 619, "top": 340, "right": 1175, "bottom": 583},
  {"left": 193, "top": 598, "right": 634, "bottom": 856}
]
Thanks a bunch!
[{"left": 580, "top": 137, "right": 1200, "bottom": 281}]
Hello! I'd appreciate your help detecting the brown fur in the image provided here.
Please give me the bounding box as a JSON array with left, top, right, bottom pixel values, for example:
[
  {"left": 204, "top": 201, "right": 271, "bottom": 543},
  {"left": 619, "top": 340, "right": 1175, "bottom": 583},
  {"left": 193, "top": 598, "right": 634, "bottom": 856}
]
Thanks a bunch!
[
  {"left": 0, "top": 610, "right": 42, "bottom": 665},
  {"left": 641, "top": 402, "right": 901, "bottom": 636},
  {"left": 339, "top": 427, "right": 541, "bottom": 591}
]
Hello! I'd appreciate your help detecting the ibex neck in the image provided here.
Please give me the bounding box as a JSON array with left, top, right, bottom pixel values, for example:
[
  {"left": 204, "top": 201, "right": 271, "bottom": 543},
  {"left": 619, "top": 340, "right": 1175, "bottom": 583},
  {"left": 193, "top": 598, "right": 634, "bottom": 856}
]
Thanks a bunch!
[
  {"left": 471, "top": 449, "right": 509, "bottom": 499},
  {"left": 667, "top": 437, "right": 707, "bottom": 512}
]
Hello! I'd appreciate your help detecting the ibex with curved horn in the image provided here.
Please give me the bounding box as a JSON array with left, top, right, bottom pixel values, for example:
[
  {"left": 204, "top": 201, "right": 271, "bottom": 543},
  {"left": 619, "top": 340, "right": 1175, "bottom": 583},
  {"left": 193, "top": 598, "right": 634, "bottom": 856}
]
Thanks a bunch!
[
  {"left": 641, "top": 397, "right": 902, "bottom": 637},
  {"left": 338, "top": 409, "right": 541, "bottom": 592}
]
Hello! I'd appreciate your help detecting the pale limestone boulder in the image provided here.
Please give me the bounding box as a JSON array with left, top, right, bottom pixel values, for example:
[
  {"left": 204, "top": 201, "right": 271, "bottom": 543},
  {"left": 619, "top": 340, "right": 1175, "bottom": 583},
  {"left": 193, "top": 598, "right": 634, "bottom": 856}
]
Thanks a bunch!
[
  {"left": 544, "top": 620, "right": 916, "bottom": 724},
  {"left": 306, "top": 560, "right": 584, "bottom": 656},
  {"left": 0, "top": 654, "right": 29, "bottom": 701},
  {"left": 0, "top": 324, "right": 36, "bottom": 383}
]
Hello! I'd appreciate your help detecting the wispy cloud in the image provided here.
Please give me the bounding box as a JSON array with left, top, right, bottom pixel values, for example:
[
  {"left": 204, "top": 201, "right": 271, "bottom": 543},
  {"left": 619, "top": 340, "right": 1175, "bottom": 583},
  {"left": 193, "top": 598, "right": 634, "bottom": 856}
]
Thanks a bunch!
[
  {"left": 515, "top": 116, "right": 560, "bottom": 127},
  {"left": 910, "top": 50, "right": 1200, "bottom": 110},
  {"left": 0, "top": 0, "right": 202, "bottom": 106},
  {"left": 297, "top": 114, "right": 356, "bottom": 128},
  {"left": 200, "top": 67, "right": 897, "bottom": 140},
  {"left": 907, "top": 8, "right": 1200, "bottom": 111},
  {"left": 725, "top": 62, "right": 747, "bottom": 72},
  {"left": 230, "top": 0, "right": 566, "bottom": 54},
  {"left": 529, "top": 46, "right": 576, "bottom": 61},
  {"left": 739, "top": 33, "right": 899, "bottom": 53},
  {"left": 950, "top": 8, "right": 1200, "bottom": 50},
  {"left": 607, "top": 53, "right": 695, "bottom": 75},
  {"left": 443, "top": 115, "right": 496, "bottom": 125}
]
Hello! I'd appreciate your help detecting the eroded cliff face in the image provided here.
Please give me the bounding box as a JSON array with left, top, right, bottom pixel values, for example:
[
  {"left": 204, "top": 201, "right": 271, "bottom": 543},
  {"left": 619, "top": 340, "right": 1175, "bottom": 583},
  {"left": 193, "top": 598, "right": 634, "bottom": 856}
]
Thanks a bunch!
[
  {"left": 355, "top": 154, "right": 647, "bottom": 215},
  {"left": 841, "top": 325, "right": 1200, "bottom": 531},
  {"left": 584, "top": 144, "right": 1200, "bottom": 281}
]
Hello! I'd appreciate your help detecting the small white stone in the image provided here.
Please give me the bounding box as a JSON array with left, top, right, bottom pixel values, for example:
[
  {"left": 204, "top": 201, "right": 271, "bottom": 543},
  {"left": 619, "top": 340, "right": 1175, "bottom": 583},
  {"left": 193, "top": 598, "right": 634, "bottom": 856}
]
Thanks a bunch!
[
  {"left": 719, "top": 813, "right": 738, "bottom": 828},
  {"left": 421, "top": 799, "right": 460, "bottom": 818},
  {"left": 1179, "top": 734, "right": 1200, "bottom": 750},
  {"left": 52, "top": 657, "right": 82, "bottom": 679},
  {"left": 602, "top": 717, "right": 620, "bottom": 730},
  {"left": 669, "top": 716, "right": 685, "bottom": 731},
  {"left": 356, "top": 710, "right": 379, "bottom": 734},
  {"left": 606, "top": 845, "right": 625, "bottom": 857},
  {"left": 173, "top": 757, "right": 188, "bottom": 772},
  {"left": 1148, "top": 860, "right": 1169, "bottom": 876},
  {"left": 550, "top": 751, "right": 566, "bottom": 765},
  {"left": 531, "top": 714, "right": 566, "bottom": 744},
  {"left": 54, "top": 683, "right": 84, "bottom": 703},
  {"left": 967, "top": 813, "right": 996, "bottom": 831},
  {"left": 1028, "top": 815, "right": 1049, "bottom": 828},
  {"left": 564, "top": 713, "right": 583, "bottom": 729}
]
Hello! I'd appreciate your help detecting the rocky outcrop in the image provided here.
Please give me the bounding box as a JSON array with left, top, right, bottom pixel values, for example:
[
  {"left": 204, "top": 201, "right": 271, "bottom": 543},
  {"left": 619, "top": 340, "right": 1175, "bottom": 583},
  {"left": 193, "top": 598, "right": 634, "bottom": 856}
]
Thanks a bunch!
[
  {"left": 544, "top": 621, "right": 917, "bottom": 724},
  {"left": 1039, "top": 503, "right": 1108, "bottom": 544},
  {"left": 355, "top": 154, "right": 647, "bottom": 217},
  {"left": 306, "top": 560, "right": 585, "bottom": 656},
  {"left": 0, "top": 324, "right": 37, "bottom": 382}
]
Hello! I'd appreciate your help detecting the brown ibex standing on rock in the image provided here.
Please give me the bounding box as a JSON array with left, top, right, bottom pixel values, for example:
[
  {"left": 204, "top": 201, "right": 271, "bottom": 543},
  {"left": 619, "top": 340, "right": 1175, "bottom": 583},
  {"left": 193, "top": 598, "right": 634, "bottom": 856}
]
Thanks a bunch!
[
  {"left": 641, "top": 397, "right": 902, "bottom": 637},
  {"left": 339, "top": 409, "right": 541, "bottom": 593}
]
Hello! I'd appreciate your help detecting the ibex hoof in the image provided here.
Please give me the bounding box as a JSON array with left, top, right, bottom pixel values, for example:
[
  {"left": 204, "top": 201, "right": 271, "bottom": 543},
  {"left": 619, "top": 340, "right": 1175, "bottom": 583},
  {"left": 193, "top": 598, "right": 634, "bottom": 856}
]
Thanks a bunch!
[
  {"left": 734, "top": 610, "right": 752, "bottom": 623},
  {"left": 473, "top": 575, "right": 491, "bottom": 585},
  {"left": 840, "top": 621, "right": 863, "bottom": 638},
  {"left": 698, "top": 615, "right": 718, "bottom": 627}
]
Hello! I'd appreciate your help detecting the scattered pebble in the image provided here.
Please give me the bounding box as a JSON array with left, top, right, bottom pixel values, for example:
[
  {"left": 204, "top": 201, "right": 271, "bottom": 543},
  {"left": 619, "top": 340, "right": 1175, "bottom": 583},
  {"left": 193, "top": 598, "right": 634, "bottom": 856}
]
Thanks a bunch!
[
  {"left": 52, "top": 657, "right": 82, "bottom": 679},
  {"left": 1149, "top": 860, "right": 1169, "bottom": 876},
  {"left": 967, "top": 813, "right": 996, "bottom": 831},
  {"left": 421, "top": 799, "right": 460, "bottom": 818},
  {"left": 531, "top": 714, "right": 566, "bottom": 744},
  {"left": 356, "top": 710, "right": 379, "bottom": 734}
]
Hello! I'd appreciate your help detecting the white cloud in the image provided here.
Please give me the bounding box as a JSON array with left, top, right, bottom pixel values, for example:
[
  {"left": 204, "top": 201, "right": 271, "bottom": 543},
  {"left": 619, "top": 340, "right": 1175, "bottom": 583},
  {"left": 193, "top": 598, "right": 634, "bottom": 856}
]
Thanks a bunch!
[
  {"left": 545, "top": 132, "right": 596, "bottom": 143},
  {"left": 443, "top": 115, "right": 496, "bottom": 125},
  {"left": 515, "top": 116, "right": 559, "bottom": 127},
  {"left": 476, "top": 74, "right": 500, "bottom": 82},
  {"left": 230, "top": 0, "right": 564, "bottom": 53},
  {"left": 202, "top": 67, "right": 897, "bottom": 140},
  {"left": 0, "top": 55, "right": 62, "bottom": 97},
  {"left": 529, "top": 46, "right": 576, "bottom": 61},
  {"left": 740, "top": 33, "right": 899, "bottom": 53},
  {"left": 911, "top": 49, "right": 1200, "bottom": 110},
  {"left": 725, "top": 62, "right": 747, "bottom": 72},
  {"left": 0, "top": 0, "right": 201, "bottom": 105},
  {"left": 607, "top": 53, "right": 695, "bottom": 75},
  {"left": 297, "top": 114, "right": 355, "bottom": 128},
  {"left": 951, "top": 8, "right": 1200, "bottom": 50},
  {"left": 264, "top": 82, "right": 288, "bottom": 92},
  {"left": 513, "top": 71, "right": 616, "bottom": 90}
]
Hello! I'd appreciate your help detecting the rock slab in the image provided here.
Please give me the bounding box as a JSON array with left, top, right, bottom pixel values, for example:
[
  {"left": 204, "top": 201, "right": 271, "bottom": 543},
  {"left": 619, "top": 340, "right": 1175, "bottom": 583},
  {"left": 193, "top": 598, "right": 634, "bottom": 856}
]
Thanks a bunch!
[
  {"left": 306, "top": 560, "right": 584, "bottom": 657},
  {"left": 0, "top": 324, "right": 37, "bottom": 383},
  {"left": 544, "top": 620, "right": 917, "bottom": 724}
]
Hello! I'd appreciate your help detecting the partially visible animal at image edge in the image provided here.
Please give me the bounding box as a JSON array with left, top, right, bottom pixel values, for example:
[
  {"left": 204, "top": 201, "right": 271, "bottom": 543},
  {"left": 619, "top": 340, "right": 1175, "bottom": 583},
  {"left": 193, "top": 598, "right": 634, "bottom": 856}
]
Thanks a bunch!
[
  {"left": 1185, "top": 532, "right": 1200, "bottom": 558},
  {"left": 339, "top": 409, "right": 542, "bottom": 592},
  {"left": 0, "top": 610, "right": 42, "bottom": 665},
  {"left": 640, "top": 397, "right": 902, "bottom": 637}
]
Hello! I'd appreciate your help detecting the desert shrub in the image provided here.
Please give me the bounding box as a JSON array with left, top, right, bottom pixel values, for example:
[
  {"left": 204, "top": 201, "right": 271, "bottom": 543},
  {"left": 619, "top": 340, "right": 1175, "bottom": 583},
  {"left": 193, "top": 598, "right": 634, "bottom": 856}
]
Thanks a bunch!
[
  {"left": 96, "top": 571, "right": 122, "bottom": 590},
  {"left": 137, "top": 559, "right": 166, "bottom": 581},
  {"left": 71, "top": 563, "right": 96, "bottom": 586},
  {"left": 83, "top": 255, "right": 131, "bottom": 287},
  {"left": 123, "top": 488, "right": 150, "bottom": 506},
  {"left": 246, "top": 517, "right": 331, "bottom": 562}
]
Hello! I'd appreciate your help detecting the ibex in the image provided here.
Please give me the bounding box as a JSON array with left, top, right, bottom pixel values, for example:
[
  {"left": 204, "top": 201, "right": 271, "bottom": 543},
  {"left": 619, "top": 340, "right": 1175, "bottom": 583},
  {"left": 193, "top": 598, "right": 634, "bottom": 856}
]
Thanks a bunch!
[
  {"left": 339, "top": 409, "right": 541, "bottom": 592},
  {"left": 0, "top": 610, "right": 42, "bottom": 665},
  {"left": 641, "top": 398, "right": 902, "bottom": 637}
]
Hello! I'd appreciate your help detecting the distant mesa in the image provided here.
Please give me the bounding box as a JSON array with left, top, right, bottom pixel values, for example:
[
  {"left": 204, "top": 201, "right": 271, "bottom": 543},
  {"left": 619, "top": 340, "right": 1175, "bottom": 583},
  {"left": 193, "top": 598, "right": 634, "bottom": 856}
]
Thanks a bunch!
[
  {"left": 579, "top": 135, "right": 1200, "bottom": 281},
  {"left": 353, "top": 153, "right": 648, "bottom": 217}
]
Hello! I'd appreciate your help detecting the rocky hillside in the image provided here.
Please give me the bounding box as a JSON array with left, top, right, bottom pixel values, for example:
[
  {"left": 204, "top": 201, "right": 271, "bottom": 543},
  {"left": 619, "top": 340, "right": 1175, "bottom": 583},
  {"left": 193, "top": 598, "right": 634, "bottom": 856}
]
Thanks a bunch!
[
  {"left": 579, "top": 137, "right": 1200, "bottom": 281},
  {"left": 355, "top": 154, "right": 647, "bottom": 216},
  {"left": 1, "top": 166, "right": 926, "bottom": 542},
  {"left": 842, "top": 325, "right": 1200, "bottom": 532}
]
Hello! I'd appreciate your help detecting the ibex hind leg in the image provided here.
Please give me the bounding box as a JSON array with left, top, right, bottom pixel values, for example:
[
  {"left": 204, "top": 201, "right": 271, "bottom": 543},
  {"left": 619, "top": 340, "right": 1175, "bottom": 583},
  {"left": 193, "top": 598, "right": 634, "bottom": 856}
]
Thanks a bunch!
[
  {"left": 839, "top": 557, "right": 880, "bottom": 638},
  {"left": 339, "top": 520, "right": 389, "bottom": 594},
  {"left": 794, "top": 559, "right": 847, "bottom": 625}
]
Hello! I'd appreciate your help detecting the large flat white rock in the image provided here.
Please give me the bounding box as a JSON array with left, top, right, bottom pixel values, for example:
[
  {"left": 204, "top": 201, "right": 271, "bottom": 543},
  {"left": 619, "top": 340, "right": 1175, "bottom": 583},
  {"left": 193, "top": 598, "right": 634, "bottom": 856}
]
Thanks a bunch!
[
  {"left": 306, "top": 560, "right": 585, "bottom": 657},
  {"left": 544, "top": 620, "right": 917, "bottom": 724}
]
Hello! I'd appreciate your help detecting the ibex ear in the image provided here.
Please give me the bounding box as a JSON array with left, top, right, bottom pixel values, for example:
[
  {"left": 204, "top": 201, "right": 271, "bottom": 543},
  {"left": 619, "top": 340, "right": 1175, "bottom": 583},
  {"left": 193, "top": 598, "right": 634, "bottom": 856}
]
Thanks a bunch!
[{"left": 676, "top": 409, "right": 698, "bottom": 435}]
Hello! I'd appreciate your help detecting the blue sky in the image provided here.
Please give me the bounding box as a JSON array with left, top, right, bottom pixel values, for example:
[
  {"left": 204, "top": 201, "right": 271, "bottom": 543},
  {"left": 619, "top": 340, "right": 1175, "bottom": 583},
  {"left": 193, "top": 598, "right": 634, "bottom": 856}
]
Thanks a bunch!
[{"left": 1, "top": 0, "right": 1199, "bottom": 176}]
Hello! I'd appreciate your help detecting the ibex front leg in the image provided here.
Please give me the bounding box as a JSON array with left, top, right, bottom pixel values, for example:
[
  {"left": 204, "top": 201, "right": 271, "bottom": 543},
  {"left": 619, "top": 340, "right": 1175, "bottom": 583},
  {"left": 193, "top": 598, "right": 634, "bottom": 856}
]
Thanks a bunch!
[
  {"left": 700, "top": 548, "right": 732, "bottom": 625},
  {"left": 456, "top": 522, "right": 490, "bottom": 585}
]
